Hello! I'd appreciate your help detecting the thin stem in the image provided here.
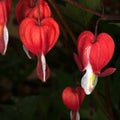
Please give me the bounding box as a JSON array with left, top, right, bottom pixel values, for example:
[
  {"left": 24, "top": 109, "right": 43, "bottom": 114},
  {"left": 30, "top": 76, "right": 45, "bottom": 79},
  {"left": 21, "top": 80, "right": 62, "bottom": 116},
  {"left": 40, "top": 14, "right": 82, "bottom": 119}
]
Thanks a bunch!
[
  {"left": 94, "top": 18, "right": 102, "bottom": 42},
  {"left": 65, "top": 0, "right": 101, "bottom": 16},
  {"left": 37, "top": 0, "right": 41, "bottom": 25},
  {"left": 48, "top": 0, "right": 77, "bottom": 46},
  {"left": 65, "top": 0, "right": 120, "bottom": 20}
]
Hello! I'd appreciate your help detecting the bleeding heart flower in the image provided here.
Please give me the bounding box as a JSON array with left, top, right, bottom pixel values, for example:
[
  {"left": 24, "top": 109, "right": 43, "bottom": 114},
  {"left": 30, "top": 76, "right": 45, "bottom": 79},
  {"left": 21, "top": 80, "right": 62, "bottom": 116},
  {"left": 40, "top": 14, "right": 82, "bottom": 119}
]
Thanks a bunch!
[
  {"left": 62, "top": 87, "right": 85, "bottom": 120},
  {"left": 15, "top": 0, "right": 51, "bottom": 23},
  {"left": 74, "top": 31, "right": 115, "bottom": 95},
  {"left": 28, "top": 0, "right": 51, "bottom": 20},
  {"left": 0, "top": 0, "right": 12, "bottom": 55},
  {"left": 19, "top": 17, "right": 60, "bottom": 82}
]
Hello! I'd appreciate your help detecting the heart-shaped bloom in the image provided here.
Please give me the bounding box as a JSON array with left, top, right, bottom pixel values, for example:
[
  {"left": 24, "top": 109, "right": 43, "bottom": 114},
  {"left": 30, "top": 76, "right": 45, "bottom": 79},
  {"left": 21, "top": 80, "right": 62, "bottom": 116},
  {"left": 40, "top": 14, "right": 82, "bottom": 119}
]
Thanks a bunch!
[
  {"left": 15, "top": 0, "right": 51, "bottom": 23},
  {"left": 62, "top": 87, "right": 85, "bottom": 120},
  {"left": 74, "top": 31, "right": 115, "bottom": 95},
  {"left": 0, "top": 0, "right": 12, "bottom": 55},
  {"left": 19, "top": 17, "right": 60, "bottom": 82},
  {"left": 28, "top": 0, "right": 51, "bottom": 20}
]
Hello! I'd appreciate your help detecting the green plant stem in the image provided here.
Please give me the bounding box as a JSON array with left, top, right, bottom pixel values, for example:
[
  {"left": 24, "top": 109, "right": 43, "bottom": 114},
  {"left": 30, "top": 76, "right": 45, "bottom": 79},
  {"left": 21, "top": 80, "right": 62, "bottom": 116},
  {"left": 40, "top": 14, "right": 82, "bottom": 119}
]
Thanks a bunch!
[
  {"left": 93, "top": 90, "right": 113, "bottom": 120},
  {"left": 47, "top": 0, "right": 77, "bottom": 46},
  {"left": 65, "top": 0, "right": 101, "bottom": 16},
  {"left": 65, "top": 0, "right": 120, "bottom": 20}
]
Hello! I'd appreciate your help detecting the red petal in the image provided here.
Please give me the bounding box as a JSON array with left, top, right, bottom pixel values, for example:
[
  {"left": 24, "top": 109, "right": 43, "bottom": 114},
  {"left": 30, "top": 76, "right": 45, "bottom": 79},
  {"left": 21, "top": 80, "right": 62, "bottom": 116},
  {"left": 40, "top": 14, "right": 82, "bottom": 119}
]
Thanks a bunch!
[
  {"left": 19, "top": 17, "right": 60, "bottom": 56},
  {"left": 90, "top": 33, "right": 115, "bottom": 74},
  {"left": 16, "top": 0, "right": 51, "bottom": 24},
  {"left": 28, "top": 1, "right": 51, "bottom": 20},
  {"left": 97, "top": 67, "right": 116, "bottom": 77},
  {"left": 0, "top": 1, "right": 7, "bottom": 24},
  {"left": 0, "top": 24, "right": 5, "bottom": 53},
  {"left": 36, "top": 56, "right": 50, "bottom": 82},
  {"left": 76, "top": 87, "right": 85, "bottom": 105},
  {"left": 41, "top": 17, "right": 60, "bottom": 53},
  {"left": 62, "top": 87, "right": 85, "bottom": 111},
  {"left": 77, "top": 31, "right": 94, "bottom": 70}
]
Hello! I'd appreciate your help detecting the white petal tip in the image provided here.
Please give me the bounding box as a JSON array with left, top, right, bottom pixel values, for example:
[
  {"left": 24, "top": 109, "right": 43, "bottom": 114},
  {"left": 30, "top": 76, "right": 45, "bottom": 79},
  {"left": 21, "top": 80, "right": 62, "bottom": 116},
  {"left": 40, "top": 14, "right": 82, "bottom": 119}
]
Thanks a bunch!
[
  {"left": 70, "top": 111, "right": 80, "bottom": 120},
  {"left": 23, "top": 45, "right": 32, "bottom": 59},
  {"left": 41, "top": 54, "right": 46, "bottom": 82},
  {"left": 2, "top": 25, "right": 9, "bottom": 55}
]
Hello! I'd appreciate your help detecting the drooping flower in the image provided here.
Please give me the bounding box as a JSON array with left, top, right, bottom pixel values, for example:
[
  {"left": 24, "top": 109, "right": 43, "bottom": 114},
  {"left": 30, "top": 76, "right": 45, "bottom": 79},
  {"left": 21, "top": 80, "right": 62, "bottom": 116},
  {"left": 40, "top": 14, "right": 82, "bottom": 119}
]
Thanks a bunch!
[
  {"left": 62, "top": 87, "right": 85, "bottom": 120},
  {"left": 15, "top": 0, "right": 51, "bottom": 24},
  {"left": 74, "top": 31, "right": 115, "bottom": 95},
  {"left": 0, "top": 0, "right": 12, "bottom": 55},
  {"left": 19, "top": 17, "right": 60, "bottom": 82}
]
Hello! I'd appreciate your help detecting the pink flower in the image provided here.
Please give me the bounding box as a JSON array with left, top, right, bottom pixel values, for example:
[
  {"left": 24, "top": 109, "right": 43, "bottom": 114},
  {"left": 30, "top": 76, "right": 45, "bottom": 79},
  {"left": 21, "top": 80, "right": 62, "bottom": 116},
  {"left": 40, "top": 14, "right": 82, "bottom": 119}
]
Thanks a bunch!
[{"left": 74, "top": 31, "right": 116, "bottom": 95}]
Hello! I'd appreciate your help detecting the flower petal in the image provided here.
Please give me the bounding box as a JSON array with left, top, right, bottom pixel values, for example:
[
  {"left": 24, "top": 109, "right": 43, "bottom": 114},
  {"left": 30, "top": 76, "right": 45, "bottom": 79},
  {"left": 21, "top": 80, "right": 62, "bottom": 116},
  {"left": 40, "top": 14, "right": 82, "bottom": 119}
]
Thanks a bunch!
[
  {"left": 3, "top": 25, "right": 8, "bottom": 55},
  {"left": 98, "top": 67, "right": 116, "bottom": 77},
  {"left": 23, "top": 45, "right": 35, "bottom": 59},
  {"left": 0, "top": 25, "right": 8, "bottom": 55},
  {"left": 70, "top": 111, "right": 80, "bottom": 120},
  {"left": 90, "top": 33, "right": 115, "bottom": 74},
  {"left": 62, "top": 87, "right": 80, "bottom": 111},
  {"left": 81, "top": 63, "right": 98, "bottom": 95},
  {"left": 36, "top": 55, "right": 50, "bottom": 82},
  {"left": 77, "top": 31, "right": 94, "bottom": 70},
  {"left": 41, "top": 54, "right": 46, "bottom": 82}
]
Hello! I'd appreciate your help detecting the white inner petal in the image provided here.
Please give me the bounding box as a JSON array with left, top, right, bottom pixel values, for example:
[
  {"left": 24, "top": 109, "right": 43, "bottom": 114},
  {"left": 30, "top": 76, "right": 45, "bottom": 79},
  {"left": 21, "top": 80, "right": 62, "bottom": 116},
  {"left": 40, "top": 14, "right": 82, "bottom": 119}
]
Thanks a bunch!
[
  {"left": 23, "top": 45, "right": 32, "bottom": 59},
  {"left": 3, "top": 25, "right": 8, "bottom": 55},
  {"left": 41, "top": 54, "right": 46, "bottom": 82},
  {"left": 70, "top": 111, "right": 80, "bottom": 120},
  {"left": 81, "top": 63, "right": 98, "bottom": 95}
]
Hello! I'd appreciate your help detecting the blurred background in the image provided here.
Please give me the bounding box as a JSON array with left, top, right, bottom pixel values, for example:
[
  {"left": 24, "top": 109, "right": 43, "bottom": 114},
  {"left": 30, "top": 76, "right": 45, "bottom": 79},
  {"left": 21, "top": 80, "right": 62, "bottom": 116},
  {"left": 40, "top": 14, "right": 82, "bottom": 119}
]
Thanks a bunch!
[{"left": 0, "top": 0, "right": 120, "bottom": 120}]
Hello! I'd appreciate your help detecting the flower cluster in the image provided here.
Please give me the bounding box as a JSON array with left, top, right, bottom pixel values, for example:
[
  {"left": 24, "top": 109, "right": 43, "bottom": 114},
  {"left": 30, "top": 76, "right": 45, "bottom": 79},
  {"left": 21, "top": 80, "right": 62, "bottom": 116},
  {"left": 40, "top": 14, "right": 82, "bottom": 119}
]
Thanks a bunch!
[
  {"left": 0, "top": 1, "right": 117, "bottom": 120},
  {"left": 16, "top": 0, "right": 60, "bottom": 82},
  {"left": 62, "top": 31, "right": 115, "bottom": 120}
]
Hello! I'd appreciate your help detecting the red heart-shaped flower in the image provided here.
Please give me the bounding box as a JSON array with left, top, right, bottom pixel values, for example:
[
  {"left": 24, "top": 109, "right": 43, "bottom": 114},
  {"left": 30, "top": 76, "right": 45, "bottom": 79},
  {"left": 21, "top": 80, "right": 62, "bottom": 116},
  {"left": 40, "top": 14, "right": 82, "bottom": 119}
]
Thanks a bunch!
[
  {"left": 19, "top": 17, "right": 60, "bottom": 56},
  {"left": 16, "top": 0, "right": 51, "bottom": 23},
  {"left": 74, "top": 31, "right": 115, "bottom": 76},
  {"left": 62, "top": 87, "right": 85, "bottom": 111},
  {"left": 28, "top": 1, "right": 51, "bottom": 20}
]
